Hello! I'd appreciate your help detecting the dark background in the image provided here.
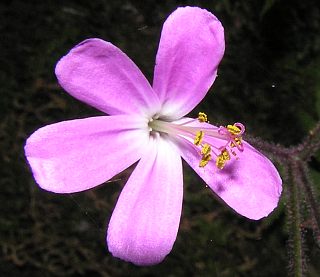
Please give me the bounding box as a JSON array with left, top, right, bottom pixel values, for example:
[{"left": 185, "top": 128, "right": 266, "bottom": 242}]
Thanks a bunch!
[{"left": 1, "top": 0, "right": 320, "bottom": 276}]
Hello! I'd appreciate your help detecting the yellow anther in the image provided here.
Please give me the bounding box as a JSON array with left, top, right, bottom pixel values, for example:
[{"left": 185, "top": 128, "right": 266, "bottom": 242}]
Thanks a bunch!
[
  {"left": 201, "top": 143, "right": 211, "bottom": 156},
  {"left": 216, "top": 158, "right": 225, "bottom": 169},
  {"left": 230, "top": 137, "right": 242, "bottom": 148},
  {"left": 222, "top": 149, "right": 231, "bottom": 160},
  {"left": 227, "top": 124, "right": 241, "bottom": 135},
  {"left": 199, "top": 154, "right": 212, "bottom": 168},
  {"left": 198, "top": 112, "right": 208, "bottom": 123},
  {"left": 216, "top": 149, "right": 230, "bottom": 169},
  {"left": 194, "top": 130, "right": 204, "bottom": 146}
]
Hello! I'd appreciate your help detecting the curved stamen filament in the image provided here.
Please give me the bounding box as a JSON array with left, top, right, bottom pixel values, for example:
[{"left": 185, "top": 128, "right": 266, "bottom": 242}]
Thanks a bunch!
[{"left": 149, "top": 119, "right": 224, "bottom": 140}]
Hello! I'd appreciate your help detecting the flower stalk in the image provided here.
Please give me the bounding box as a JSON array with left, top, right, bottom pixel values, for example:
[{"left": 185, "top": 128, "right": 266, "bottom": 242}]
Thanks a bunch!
[
  {"left": 247, "top": 122, "right": 320, "bottom": 277},
  {"left": 288, "top": 161, "right": 304, "bottom": 277}
]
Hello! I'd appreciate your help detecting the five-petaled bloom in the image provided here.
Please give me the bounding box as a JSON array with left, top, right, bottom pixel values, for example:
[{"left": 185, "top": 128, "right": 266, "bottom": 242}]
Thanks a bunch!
[{"left": 24, "top": 7, "right": 282, "bottom": 266}]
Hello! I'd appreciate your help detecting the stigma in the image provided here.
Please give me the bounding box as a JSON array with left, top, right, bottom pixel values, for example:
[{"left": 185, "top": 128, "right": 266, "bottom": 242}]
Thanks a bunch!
[{"left": 148, "top": 112, "right": 245, "bottom": 169}]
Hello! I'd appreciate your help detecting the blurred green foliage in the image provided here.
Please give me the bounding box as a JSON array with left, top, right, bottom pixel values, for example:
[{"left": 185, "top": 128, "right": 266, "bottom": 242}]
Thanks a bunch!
[{"left": 1, "top": 0, "right": 320, "bottom": 276}]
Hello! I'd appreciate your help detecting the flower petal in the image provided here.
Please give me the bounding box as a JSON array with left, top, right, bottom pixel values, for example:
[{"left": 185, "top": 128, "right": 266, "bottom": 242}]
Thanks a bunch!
[
  {"left": 153, "top": 7, "right": 225, "bottom": 119},
  {"left": 107, "top": 135, "right": 183, "bottom": 265},
  {"left": 55, "top": 38, "right": 161, "bottom": 117},
  {"left": 174, "top": 134, "right": 282, "bottom": 220},
  {"left": 24, "top": 115, "right": 149, "bottom": 193}
]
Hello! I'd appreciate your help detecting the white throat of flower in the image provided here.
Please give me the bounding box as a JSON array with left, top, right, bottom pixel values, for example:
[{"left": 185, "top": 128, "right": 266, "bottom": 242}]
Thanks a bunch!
[{"left": 148, "top": 112, "right": 245, "bottom": 169}]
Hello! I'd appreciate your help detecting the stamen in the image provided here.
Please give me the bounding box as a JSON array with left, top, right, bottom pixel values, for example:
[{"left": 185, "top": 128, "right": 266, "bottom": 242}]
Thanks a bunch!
[
  {"left": 199, "top": 153, "right": 212, "bottom": 168},
  {"left": 194, "top": 131, "right": 204, "bottom": 146},
  {"left": 199, "top": 143, "right": 212, "bottom": 168},
  {"left": 219, "top": 123, "right": 245, "bottom": 137},
  {"left": 198, "top": 112, "right": 208, "bottom": 123},
  {"left": 216, "top": 149, "right": 231, "bottom": 169},
  {"left": 219, "top": 123, "right": 245, "bottom": 152},
  {"left": 201, "top": 143, "right": 211, "bottom": 156},
  {"left": 230, "top": 137, "right": 242, "bottom": 148},
  {"left": 149, "top": 115, "right": 245, "bottom": 170},
  {"left": 227, "top": 124, "right": 241, "bottom": 135}
]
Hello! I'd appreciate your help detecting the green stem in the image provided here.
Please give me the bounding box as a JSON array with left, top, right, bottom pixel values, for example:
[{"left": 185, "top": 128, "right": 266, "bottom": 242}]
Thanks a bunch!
[
  {"left": 299, "top": 164, "right": 320, "bottom": 247},
  {"left": 288, "top": 161, "right": 304, "bottom": 277}
]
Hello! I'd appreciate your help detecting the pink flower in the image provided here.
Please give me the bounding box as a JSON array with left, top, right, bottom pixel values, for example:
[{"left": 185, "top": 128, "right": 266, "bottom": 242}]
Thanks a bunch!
[{"left": 24, "top": 7, "right": 282, "bottom": 266}]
